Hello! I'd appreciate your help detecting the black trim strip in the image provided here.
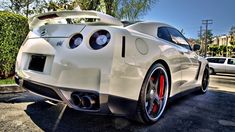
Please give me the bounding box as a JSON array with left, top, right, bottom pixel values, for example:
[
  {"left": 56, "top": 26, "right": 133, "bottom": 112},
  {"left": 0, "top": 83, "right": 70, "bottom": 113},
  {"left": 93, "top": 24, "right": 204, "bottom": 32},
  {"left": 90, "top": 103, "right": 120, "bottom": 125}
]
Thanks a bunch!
[
  {"left": 38, "top": 14, "right": 59, "bottom": 20},
  {"left": 23, "top": 80, "right": 62, "bottom": 101},
  {"left": 122, "top": 36, "right": 126, "bottom": 58},
  {"left": 195, "top": 61, "right": 201, "bottom": 80}
]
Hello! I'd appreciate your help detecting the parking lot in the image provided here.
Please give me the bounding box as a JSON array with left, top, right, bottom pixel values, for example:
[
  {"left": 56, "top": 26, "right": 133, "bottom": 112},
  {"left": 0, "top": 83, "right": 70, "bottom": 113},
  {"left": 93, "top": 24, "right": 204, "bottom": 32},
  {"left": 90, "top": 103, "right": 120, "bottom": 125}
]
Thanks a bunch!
[{"left": 0, "top": 74, "right": 235, "bottom": 132}]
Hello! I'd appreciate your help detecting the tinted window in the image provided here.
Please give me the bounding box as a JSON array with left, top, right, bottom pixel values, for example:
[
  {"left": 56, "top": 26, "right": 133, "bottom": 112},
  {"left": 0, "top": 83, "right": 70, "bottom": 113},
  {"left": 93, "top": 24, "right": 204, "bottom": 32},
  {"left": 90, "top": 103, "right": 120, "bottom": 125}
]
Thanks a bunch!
[
  {"left": 167, "top": 27, "right": 191, "bottom": 50},
  {"left": 207, "top": 58, "right": 226, "bottom": 64},
  {"left": 157, "top": 27, "right": 171, "bottom": 42},
  {"left": 228, "top": 59, "right": 235, "bottom": 65}
]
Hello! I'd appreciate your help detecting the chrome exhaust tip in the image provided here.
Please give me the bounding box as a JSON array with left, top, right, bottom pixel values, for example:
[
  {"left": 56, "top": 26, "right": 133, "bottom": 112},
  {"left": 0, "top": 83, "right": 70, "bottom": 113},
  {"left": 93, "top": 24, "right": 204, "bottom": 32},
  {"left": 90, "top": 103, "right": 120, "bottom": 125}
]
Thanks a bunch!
[
  {"left": 81, "top": 95, "right": 95, "bottom": 109},
  {"left": 71, "top": 92, "right": 99, "bottom": 110},
  {"left": 71, "top": 94, "right": 82, "bottom": 107}
]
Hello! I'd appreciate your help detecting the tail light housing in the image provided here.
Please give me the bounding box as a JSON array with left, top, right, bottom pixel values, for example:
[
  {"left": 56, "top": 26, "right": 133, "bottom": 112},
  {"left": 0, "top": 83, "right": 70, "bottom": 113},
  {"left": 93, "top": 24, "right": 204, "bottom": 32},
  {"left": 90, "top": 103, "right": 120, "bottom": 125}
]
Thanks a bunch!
[
  {"left": 69, "top": 34, "right": 83, "bottom": 49},
  {"left": 89, "top": 30, "right": 111, "bottom": 50}
]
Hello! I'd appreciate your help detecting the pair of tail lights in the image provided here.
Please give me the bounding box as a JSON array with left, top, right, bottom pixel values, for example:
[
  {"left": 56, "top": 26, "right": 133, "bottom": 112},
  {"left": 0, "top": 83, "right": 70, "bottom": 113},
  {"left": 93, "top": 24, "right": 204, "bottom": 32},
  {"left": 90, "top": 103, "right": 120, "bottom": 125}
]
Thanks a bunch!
[{"left": 69, "top": 30, "right": 111, "bottom": 50}]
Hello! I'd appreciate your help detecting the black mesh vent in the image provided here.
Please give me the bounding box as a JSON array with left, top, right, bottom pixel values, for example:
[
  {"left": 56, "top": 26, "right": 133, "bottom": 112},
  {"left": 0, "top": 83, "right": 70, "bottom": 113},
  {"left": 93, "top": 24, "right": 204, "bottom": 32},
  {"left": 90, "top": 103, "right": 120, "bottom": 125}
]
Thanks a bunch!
[{"left": 23, "top": 80, "right": 62, "bottom": 101}]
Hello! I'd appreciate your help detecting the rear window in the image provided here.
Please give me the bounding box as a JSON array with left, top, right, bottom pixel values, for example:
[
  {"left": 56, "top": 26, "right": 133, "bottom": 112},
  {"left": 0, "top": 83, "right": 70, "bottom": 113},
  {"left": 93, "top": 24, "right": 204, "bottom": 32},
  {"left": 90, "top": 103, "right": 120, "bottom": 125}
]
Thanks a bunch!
[
  {"left": 207, "top": 58, "right": 226, "bottom": 64},
  {"left": 228, "top": 59, "right": 235, "bottom": 65}
]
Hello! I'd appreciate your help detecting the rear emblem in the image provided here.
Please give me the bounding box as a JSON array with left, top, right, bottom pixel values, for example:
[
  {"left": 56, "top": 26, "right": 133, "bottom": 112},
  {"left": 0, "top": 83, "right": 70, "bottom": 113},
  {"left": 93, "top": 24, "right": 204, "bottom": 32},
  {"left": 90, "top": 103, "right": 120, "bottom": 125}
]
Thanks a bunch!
[
  {"left": 56, "top": 41, "right": 63, "bottom": 46},
  {"left": 40, "top": 28, "right": 47, "bottom": 37}
]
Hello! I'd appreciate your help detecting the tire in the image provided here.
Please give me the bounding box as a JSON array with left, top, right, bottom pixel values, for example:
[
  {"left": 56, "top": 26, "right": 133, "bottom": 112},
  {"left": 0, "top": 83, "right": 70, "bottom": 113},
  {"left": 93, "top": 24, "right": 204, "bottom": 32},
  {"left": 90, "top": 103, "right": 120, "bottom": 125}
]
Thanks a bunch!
[
  {"left": 209, "top": 68, "right": 215, "bottom": 75},
  {"left": 135, "top": 63, "right": 170, "bottom": 124},
  {"left": 199, "top": 66, "right": 210, "bottom": 94}
]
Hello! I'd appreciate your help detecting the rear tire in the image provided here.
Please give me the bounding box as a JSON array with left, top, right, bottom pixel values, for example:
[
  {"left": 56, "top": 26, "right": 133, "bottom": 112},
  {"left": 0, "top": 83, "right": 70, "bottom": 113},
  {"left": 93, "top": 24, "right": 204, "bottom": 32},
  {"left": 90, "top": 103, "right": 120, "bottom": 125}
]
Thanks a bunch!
[{"left": 135, "top": 63, "right": 170, "bottom": 124}]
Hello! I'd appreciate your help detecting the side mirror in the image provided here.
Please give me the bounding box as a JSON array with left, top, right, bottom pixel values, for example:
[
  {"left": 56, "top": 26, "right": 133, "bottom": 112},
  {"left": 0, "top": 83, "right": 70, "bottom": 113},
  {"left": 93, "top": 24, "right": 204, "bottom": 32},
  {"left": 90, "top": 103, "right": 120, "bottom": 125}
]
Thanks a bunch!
[{"left": 193, "top": 44, "right": 201, "bottom": 51}]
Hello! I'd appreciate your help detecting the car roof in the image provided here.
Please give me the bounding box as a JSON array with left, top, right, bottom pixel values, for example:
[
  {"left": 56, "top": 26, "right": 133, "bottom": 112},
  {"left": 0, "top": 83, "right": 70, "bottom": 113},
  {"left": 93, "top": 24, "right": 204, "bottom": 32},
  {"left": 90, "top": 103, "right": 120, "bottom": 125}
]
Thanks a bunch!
[{"left": 125, "top": 21, "right": 174, "bottom": 37}]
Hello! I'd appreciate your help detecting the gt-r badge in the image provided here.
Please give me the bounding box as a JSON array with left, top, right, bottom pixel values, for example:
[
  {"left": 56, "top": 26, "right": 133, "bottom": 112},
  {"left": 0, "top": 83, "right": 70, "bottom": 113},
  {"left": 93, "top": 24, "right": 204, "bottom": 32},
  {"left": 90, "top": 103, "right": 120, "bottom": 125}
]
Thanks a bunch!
[{"left": 56, "top": 41, "right": 63, "bottom": 46}]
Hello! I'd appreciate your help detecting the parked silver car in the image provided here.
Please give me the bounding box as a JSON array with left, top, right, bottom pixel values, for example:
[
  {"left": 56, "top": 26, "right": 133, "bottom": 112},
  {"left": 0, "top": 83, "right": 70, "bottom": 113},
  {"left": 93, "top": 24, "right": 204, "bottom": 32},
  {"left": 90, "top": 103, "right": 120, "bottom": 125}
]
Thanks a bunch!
[{"left": 207, "top": 57, "right": 235, "bottom": 74}]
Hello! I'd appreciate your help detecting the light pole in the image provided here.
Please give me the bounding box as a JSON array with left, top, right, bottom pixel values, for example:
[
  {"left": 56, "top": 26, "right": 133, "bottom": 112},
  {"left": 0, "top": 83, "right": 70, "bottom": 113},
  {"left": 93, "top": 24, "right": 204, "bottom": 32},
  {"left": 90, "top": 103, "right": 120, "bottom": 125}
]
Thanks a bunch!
[{"left": 202, "top": 19, "right": 213, "bottom": 57}]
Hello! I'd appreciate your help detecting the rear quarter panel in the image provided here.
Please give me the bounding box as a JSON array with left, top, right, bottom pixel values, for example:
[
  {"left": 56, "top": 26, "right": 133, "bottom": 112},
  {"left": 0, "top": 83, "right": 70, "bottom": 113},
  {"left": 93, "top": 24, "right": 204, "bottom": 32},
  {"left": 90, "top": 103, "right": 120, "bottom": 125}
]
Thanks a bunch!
[{"left": 123, "top": 30, "right": 185, "bottom": 97}]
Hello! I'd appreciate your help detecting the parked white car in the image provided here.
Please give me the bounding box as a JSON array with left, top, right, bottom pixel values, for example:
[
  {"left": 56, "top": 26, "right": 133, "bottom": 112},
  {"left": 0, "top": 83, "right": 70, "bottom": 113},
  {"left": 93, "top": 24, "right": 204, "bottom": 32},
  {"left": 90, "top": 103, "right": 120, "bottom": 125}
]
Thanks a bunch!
[
  {"left": 15, "top": 10, "right": 209, "bottom": 124},
  {"left": 207, "top": 57, "right": 235, "bottom": 74}
]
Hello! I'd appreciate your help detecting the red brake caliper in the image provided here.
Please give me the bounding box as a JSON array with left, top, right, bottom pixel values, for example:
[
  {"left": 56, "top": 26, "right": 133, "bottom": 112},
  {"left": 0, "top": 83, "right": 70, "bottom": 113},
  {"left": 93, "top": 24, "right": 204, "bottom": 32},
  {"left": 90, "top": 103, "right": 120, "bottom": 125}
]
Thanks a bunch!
[
  {"left": 153, "top": 75, "right": 165, "bottom": 113},
  {"left": 159, "top": 75, "right": 165, "bottom": 99}
]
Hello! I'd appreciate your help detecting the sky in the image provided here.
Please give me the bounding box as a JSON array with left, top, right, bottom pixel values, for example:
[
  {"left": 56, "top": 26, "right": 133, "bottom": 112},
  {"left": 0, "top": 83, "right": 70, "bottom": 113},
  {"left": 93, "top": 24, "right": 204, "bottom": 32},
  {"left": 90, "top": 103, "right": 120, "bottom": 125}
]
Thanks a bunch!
[{"left": 142, "top": 0, "right": 235, "bottom": 39}]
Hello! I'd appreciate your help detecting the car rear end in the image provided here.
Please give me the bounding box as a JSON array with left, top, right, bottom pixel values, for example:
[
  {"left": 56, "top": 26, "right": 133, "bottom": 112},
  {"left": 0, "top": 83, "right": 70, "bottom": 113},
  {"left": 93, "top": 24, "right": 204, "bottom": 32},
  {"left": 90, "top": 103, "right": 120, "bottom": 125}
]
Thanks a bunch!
[{"left": 15, "top": 11, "right": 136, "bottom": 114}]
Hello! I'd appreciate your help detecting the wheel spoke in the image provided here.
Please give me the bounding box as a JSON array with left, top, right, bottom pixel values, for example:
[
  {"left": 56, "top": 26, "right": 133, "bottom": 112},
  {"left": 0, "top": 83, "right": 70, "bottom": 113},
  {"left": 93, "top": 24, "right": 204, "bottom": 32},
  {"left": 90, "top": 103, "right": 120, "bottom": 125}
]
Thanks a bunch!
[
  {"left": 154, "top": 94, "right": 160, "bottom": 104},
  {"left": 147, "top": 98, "right": 155, "bottom": 114},
  {"left": 149, "top": 79, "right": 156, "bottom": 90},
  {"left": 158, "top": 100, "right": 163, "bottom": 114}
]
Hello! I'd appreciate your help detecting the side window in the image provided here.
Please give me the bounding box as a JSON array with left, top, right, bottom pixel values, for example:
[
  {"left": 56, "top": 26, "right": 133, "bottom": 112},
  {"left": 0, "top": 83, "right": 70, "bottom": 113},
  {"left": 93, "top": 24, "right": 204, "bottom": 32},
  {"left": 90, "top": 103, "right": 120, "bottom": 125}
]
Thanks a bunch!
[
  {"left": 207, "top": 58, "right": 215, "bottom": 63},
  {"left": 207, "top": 58, "right": 226, "bottom": 64},
  {"left": 228, "top": 59, "right": 235, "bottom": 65},
  {"left": 157, "top": 27, "right": 171, "bottom": 42},
  {"left": 218, "top": 58, "right": 226, "bottom": 64},
  {"left": 167, "top": 27, "right": 191, "bottom": 50}
]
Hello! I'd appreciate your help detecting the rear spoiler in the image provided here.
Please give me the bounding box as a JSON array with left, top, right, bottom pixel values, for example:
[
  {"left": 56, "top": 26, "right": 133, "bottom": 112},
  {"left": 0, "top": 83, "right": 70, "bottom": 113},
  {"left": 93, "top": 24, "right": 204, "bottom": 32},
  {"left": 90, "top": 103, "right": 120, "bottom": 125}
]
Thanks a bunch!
[{"left": 29, "top": 10, "right": 123, "bottom": 29}]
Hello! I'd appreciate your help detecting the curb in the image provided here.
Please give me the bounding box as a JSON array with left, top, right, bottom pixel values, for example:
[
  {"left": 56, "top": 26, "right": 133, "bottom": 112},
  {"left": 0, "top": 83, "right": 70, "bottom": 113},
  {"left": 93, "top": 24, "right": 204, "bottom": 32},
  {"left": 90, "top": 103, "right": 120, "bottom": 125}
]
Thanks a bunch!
[{"left": 0, "top": 84, "right": 26, "bottom": 94}]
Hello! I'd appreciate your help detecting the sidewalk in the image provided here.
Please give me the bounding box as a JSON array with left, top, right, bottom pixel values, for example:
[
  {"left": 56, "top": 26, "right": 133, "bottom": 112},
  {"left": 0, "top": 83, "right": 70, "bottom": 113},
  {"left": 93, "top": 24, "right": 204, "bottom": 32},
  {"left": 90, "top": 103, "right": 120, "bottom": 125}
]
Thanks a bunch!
[{"left": 0, "top": 84, "right": 25, "bottom": 94}]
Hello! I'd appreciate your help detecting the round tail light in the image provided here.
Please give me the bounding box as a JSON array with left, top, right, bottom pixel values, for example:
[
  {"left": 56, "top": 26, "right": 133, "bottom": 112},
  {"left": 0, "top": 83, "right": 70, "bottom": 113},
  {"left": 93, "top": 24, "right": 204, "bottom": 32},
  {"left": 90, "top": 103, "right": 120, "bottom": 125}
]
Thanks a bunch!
[
  {"left": 89, "top": 30, "right": 111, "bottom": 50},
  {"left": 69, "top": 34, "right": 83, "bottom": 49}
]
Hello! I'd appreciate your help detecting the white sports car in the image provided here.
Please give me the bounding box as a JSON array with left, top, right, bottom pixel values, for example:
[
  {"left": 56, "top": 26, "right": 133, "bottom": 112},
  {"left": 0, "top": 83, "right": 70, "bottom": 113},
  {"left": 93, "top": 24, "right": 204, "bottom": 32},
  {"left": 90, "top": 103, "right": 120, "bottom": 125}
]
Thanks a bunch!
[{"left": 15, "top": 10, "right": 209, "bottom": 124}]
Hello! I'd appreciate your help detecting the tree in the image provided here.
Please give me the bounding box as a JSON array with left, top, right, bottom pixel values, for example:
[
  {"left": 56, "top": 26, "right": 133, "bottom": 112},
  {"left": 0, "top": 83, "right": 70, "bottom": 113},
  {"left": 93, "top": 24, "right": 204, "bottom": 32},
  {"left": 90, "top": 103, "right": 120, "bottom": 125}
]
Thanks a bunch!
[
  {"left": 1, "top": 0, "right": 157, "bottom": 21},
  {"left": 110, "top": 0, "right": 156, "bottom": 21},
  {"left": 199, "top": 30, "right": 213, "bottom": 56},
  {"left": 202, "top": 29, "right": 213, "bottom": 44},
  {"left": 45, "top": 0, "right": 157, "bottom": 21},
  {"left": 208, "top": 45, "right": 219, "bottom": 56},
  {"left": 229, "top": 26, "right": 235, "bottom": 35},
  {"left": 229, "top": 26, "right": 235, "bottom": 45},
  {"left": 0, "top": 0, "right": 47, "bottom": 18}
]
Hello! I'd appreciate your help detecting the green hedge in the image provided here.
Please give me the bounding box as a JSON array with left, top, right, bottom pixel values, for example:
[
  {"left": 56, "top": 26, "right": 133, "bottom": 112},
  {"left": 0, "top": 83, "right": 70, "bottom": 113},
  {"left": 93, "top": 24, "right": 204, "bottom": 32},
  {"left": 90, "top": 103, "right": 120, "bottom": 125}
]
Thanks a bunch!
[{"left": 0, "top": 11, "right": 29, "bottom": 78}]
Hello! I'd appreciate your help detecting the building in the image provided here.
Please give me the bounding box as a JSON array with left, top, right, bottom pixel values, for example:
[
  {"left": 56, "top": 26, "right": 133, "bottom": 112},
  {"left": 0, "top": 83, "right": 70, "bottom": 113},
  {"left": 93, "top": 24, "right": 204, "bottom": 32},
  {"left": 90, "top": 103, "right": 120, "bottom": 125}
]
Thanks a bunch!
[
  {"left": 212, "top": 35, "right": 234, "bottom": 46},
  {"left": 211, "top": 35, "right": 235, "bottom": 57}
]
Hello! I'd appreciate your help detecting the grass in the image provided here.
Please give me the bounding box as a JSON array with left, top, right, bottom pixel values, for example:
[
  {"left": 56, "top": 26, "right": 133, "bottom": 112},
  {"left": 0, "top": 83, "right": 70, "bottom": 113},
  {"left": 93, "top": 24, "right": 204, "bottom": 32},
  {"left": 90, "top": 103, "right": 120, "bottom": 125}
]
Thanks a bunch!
[{"left": 0, "top": 77, "right": 16, "bottom": 85}]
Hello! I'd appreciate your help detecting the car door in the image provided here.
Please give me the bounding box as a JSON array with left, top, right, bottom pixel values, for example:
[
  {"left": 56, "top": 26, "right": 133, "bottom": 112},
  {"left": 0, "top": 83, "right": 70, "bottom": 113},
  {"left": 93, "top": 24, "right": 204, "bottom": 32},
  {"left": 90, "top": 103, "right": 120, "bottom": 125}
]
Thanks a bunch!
[
  {"left": 209, "top": 58, "right": 226, "bottom": 73},
  {"left": 157, "top": 27, "right": 185, "bottom": 94},
  {"left": 167, "top": 27, "right": 199, "bottom": 90},
  {"left": 226, "top": 58, "right": 235, "bottom": 73}
]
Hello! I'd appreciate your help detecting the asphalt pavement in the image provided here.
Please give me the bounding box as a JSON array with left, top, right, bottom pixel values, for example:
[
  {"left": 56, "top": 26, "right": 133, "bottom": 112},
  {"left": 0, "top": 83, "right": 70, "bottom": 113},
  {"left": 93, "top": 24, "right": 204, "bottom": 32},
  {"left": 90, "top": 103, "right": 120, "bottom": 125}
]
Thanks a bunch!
[{"left": 0, "top": 73, "right": 235, "bottom": 132}]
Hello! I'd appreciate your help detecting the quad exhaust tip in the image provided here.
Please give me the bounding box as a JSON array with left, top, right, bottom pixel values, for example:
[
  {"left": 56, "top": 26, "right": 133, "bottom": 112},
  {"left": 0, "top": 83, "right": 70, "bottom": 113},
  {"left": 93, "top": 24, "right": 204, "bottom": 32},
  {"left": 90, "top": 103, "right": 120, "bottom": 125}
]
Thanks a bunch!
[
  {"left": 81, "top": 95, "right": 95, "bottom": 109},
  {"left": 71, "top": 94, "right": 82, "bottom": 107},
  {"left": 71, "top": 92, "right": 98, "bottom": 110}
]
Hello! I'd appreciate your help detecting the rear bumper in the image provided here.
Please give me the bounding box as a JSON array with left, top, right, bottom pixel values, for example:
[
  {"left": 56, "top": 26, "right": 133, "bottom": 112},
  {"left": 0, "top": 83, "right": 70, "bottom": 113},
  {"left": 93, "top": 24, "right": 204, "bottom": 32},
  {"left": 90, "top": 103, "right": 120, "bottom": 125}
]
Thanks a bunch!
[{"left": 15, "top": 74, "right": 138, "bottom": 116}]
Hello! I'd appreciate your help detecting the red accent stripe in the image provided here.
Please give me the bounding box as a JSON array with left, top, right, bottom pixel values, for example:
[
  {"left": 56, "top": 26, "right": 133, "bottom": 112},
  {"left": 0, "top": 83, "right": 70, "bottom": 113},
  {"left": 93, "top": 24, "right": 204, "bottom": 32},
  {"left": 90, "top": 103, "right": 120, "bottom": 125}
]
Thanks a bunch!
[{"left": 159, "top": 75, "right": 165, "bottom": 98}]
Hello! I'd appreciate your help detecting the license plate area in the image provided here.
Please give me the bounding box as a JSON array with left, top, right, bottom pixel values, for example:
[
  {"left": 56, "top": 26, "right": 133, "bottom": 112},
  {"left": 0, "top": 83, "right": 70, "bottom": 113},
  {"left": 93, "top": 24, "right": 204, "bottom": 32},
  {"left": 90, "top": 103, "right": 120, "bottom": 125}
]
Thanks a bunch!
[{"left": 28, "top": 55, "right": 46, "bottom": 72}]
